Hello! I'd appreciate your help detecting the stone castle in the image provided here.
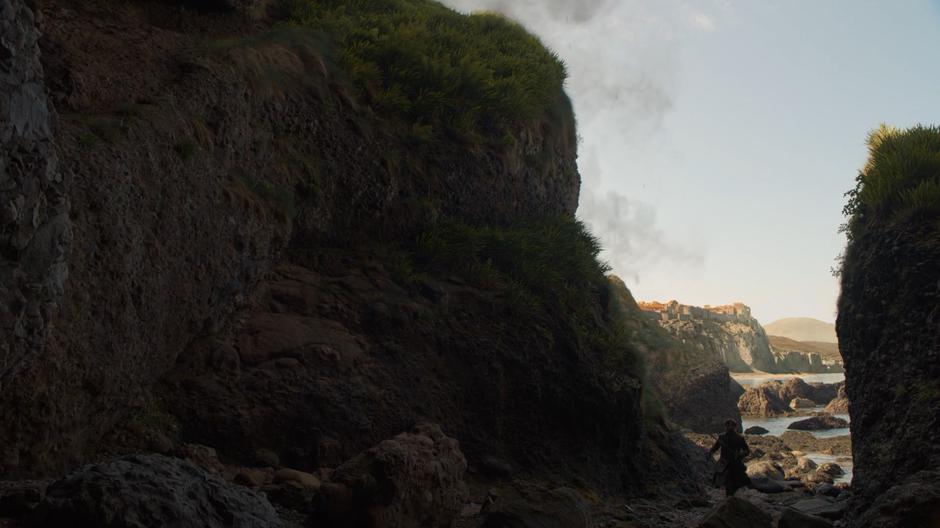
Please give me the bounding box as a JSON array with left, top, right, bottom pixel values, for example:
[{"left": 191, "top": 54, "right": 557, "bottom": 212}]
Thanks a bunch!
[{"left": 637, "top": 300, "right": 753, "bottom": 324}]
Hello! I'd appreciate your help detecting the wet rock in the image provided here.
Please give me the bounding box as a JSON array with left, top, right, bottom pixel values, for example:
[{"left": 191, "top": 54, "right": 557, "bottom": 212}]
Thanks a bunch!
[
  {"left": 317, "top": 423, "right": 467, "bottom": 528},
  {"left": 34, "top": 454, "right": 282, "bottom": 527},
  {"left": 479, "top": 480, "right": 589, "bottom": 528},
  {"left": 779, "top": 508, "right": 833, "bottom": 528},
  {"left": 787, "top": 415, "right": 848, "bottom": 431},
  {"left": 744, "top": 426, "right": 769, "bottom": 435},
  {"left": 698, "top": 496, "right": 772, "bottom": 528}
]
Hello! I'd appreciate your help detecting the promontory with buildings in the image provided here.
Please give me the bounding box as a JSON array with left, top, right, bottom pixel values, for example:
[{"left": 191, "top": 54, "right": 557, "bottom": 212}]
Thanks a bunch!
[{"left": 638, "top": 300, "right": 843, "bottom": 374}]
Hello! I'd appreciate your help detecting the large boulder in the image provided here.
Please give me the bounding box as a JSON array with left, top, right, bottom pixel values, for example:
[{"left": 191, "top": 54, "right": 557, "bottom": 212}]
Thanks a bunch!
[
  {"left": 33, "top": 454, "right": 282, "bottom": 527},
  {"left": 744, "top": 426, "right": 769, "bottom": 435},
  {"left": 316, "top": 423, "right": 467, "bottom": 528},
  {"left": 738, "top": 384, "right": 788, "bottom": 416},
  {"left": 479, "top": 480, "right": 589, "bottom": 528},
  {"left": 698, "top": 497, "right": 772, "bottom": 528},
  {"left": 788, "top": 415, "right": 848, "bottom": 431}
]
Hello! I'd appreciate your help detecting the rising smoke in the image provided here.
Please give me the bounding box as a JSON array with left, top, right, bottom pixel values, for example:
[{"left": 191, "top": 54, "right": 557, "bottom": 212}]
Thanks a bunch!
[{"left": 440, "top": 0, "right": 709, "bottom": 282}]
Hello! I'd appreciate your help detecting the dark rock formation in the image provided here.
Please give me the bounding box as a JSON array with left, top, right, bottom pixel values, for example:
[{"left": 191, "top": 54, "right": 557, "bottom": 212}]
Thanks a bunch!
[
  {"left": 0, "top": 0, "right": 584, "bottom": 474},
  {"left": 698, "top": 497, "right": 772, "bottom": 528},
  {"left": 160, "top": 257, "right": 662, "bottom": 492},
  {"left": 788, "top": 415, "right": 849, "bottom": 431},
  {"left": 744, "top": 426, "right": 768, "bottom": 435},
  {"left": 315, "top": 423, "right": 467, "bottom": 528},
  {"left": 0, "top": 0, "right": 70, "bottom": 388},
  {"left": 479, "top": 480, "right": 589, "bottom": 528},
  {"left": 849, "top": 470, "right": 940, "bottom": 528},
  {"left": 34, "top": 454, "right": 282, "bottom": 527}
]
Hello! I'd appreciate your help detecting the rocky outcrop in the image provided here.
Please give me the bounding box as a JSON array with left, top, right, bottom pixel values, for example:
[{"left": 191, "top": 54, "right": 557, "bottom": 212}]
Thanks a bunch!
[
  {"left": 33, "top": 454, "right": 282, "bottom": 527},
  {"left": 838, "top": 129, "right": 940, "bottom": 528},
  {"left": 640, "top": 301, "right": 777, "bottom": 372},
  {"left": 315, "top": 423, "right": 467, "bottom": 528},
  {"left": 0, "top": 0, "right": 584, "bottom": 474},
  {"left": 738, "top": 384, "right": 788, "bottom": 416},
  {"left": 788, "top": 415, "right": 849, "bottom": 431},
  {"left": 738, "top": 378, "right": 843, "bottom": 416},
  {"left": 824, "top": 383, "right": 849, "bottom": 414}
]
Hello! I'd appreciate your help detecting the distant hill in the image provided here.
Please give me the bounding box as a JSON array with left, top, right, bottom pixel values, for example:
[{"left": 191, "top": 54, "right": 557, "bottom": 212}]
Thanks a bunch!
[
  {"left": 767, "top": 335, "right": 841, "bottom": 362},
  {"left": 764, "top": 317, "right": 837, "bottom": 343}
]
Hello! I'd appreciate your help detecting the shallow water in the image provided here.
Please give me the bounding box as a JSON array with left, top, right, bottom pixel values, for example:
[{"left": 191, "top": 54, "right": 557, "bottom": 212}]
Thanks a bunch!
[{"left": 731, "top": 372, "right": 845, "bottom": 388}]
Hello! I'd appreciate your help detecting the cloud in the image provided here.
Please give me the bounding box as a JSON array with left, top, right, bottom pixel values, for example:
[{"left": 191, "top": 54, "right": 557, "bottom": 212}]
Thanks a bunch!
[{"left": 690, "top": 12, "right": 716, "bottom": 31}]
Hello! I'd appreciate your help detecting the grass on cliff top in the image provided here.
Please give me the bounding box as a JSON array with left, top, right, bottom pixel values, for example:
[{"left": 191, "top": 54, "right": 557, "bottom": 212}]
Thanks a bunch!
[
  {"left": 843, "top": 124, "right": 940, "bottom": 237},
  {"left": 281, "top": 0, "right": 567, "bottom": 144}
]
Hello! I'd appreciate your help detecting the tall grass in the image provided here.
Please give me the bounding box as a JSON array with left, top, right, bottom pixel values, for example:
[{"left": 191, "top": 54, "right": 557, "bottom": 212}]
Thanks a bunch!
[
  {"left": 844, "top": 124, "right": 940, "bottom": 235},
  {"left": 281, "top": 0, "right": 567, "bottom": 143}
]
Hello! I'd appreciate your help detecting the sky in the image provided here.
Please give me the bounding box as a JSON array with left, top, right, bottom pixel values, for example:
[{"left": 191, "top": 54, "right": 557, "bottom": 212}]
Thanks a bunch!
[{"left": 441, "top": 0, "right": 940, "bottom": 324}]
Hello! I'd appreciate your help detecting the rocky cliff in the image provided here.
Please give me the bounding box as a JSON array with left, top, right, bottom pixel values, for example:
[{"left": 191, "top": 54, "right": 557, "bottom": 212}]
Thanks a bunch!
[
  {"left": 613, "top": 282, "right": 741, "bottom": 433},
  {"left": 837, "top": 125, "right": 940, "bottom": 527},
  {"left": 0, "top": 0, "right": 708, "bottom": 503},
  {"left": 640, "top": 301, "right": 778, "bottom": 372}
]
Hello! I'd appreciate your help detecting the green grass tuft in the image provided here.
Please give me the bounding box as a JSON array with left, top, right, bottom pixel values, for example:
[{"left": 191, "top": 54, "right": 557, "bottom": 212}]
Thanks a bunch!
[
  {"left": 281, "top": 0, "right": 567, "bottom": 144},
  {"left": 843, "top": 124, "right": 940, "bottom": 236}
]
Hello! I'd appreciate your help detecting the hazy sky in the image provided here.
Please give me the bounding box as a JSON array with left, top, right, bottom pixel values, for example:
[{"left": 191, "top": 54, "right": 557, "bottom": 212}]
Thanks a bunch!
[{"left": 441, "top": 0, "right": 940, "bottom": 324}]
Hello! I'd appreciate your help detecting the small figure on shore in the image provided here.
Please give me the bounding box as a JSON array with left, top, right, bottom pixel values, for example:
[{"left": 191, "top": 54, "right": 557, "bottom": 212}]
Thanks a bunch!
[{"left": 706, "top": 419, "right": 752, "bottom": 496}]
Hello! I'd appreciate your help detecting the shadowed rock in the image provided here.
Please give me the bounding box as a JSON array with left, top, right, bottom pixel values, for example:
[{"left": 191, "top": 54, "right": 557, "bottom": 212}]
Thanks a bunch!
[{"left": 34, "top": 454, "right": 282, "bottom": 528}]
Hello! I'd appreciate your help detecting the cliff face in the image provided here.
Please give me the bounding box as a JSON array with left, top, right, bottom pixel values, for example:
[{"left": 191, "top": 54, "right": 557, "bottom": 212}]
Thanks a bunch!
[
  {"left": 0, "top": 0, "right": 582, "bottom": 473},
  {"left": 613, "top": 282, "right": 741, "bottom": 433},
  {"left": 837, "top": 126, "right": 940, "bottom": 527},
  {"left": 640, "top": 301, "right": 777, "bottom": 373},
  {"left": 838, "top": 222, "right": 940, "bottom": 527},
  {"left": 0, "top": 0, "right": 704, "bottom": 497}
]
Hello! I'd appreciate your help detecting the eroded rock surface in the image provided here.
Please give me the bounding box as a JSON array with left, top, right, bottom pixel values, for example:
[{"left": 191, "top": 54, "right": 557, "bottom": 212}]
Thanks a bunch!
[{"left": 34, "top": 454, "right": 283, "bottom": 528}]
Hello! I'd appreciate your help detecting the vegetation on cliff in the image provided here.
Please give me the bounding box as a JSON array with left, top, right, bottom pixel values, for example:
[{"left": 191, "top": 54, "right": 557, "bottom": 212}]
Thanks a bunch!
[
  {"left": 283, "top": 0, "right": 567, "bottom": 144},
  {"left": 843, "top": 124, "right": 940, "bottom": 237}
]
